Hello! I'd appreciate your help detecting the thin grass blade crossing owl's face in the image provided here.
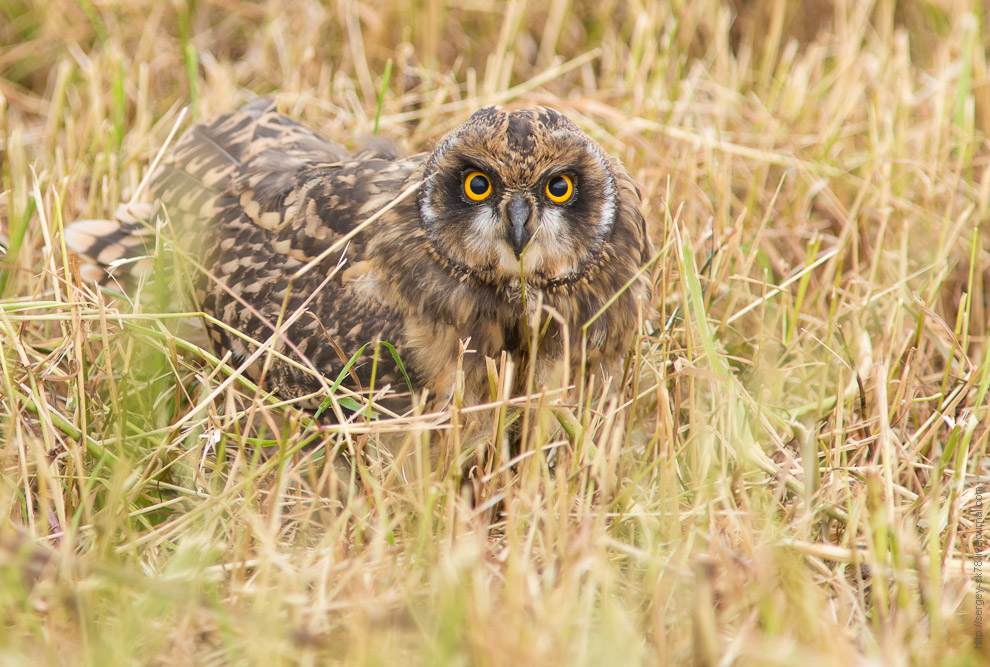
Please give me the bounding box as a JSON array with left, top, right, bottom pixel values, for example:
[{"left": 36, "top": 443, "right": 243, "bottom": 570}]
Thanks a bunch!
[{"left": 419, "top": 106, "right": 620, "bottom": 286}]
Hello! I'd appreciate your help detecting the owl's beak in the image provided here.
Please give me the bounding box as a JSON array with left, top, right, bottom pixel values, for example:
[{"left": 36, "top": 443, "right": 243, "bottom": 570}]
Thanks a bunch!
[{"left": 506, "top": 195, "right": 532, "bottom": 257}]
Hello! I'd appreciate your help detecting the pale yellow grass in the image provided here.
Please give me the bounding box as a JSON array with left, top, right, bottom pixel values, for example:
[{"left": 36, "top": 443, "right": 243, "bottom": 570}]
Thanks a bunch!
[{"left": 1, "top": 0, "right": 989, "bottom": 664}]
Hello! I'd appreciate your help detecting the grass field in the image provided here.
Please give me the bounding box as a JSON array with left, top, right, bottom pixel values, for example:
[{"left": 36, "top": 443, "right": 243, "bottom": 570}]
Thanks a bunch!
[{"left": 2, "top": 0, "right": 990, "bottom": 664}]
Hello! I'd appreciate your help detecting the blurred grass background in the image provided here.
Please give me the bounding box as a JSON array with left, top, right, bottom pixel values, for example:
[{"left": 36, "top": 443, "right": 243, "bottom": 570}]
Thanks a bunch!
[{"left": 2, "top": 0, "right": 990, "bottom": 664}]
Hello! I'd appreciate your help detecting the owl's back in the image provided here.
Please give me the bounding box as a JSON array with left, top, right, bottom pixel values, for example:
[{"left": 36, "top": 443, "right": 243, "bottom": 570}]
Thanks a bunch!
[
  {"left": 152, "top": 98, "right": 416, "bottom": 256},
  {"left": 69, "top": 99, "right": 426, "bottom": 410}
]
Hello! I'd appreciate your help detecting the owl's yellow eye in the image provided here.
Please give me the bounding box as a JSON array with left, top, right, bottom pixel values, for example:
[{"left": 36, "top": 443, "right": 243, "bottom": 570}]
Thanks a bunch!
[
  {"left": 464, "top": 171, "right": 492, "bottom": 201},
  {"left": 545, "top": 174, "right": 574, "bottom": 203}
]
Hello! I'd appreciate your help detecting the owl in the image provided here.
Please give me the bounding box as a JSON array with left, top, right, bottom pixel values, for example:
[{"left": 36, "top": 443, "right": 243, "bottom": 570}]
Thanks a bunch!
[{"left": 66, "top": 99, "right": 652, "bottom": 417}]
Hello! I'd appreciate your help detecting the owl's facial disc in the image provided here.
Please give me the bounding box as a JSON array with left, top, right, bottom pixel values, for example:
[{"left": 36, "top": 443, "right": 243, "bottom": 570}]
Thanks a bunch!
[{"left": 420, "top": 105, "right": 618, "bottom": 286}]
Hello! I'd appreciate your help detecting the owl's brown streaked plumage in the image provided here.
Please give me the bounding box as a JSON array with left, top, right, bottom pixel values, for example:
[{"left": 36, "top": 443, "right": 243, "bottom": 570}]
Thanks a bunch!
[{"left": 67, "top": 99, "right": 653, "bottom": 413}]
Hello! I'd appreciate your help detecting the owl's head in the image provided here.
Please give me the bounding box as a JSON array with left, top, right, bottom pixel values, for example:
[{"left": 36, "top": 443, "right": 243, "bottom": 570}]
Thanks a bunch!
[{"left": 419, "top": 106, "right": 626, "bottom": 287}]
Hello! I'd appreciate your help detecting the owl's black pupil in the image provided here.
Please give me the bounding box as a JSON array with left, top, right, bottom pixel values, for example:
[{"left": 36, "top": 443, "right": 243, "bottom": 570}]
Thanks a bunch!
[
  {"left": 548, "top": 177, "right": 569, "bottom": 198},
  {"left": 469, "top": 175, "right": 489, "bottom": 195}
]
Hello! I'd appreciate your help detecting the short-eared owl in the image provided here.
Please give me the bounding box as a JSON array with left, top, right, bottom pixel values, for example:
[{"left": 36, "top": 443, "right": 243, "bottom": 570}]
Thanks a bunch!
[{"left": 67, "top": 99, "right": 652, "bottom": 413}]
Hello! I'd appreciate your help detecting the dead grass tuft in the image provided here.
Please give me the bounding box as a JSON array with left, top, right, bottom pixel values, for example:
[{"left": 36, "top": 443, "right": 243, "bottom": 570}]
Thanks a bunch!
[{"left": 2, "top": 0, "right": 988, "bottom": 663}]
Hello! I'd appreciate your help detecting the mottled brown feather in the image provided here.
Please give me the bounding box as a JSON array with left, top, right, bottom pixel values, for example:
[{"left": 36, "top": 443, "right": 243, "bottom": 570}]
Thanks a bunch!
[{"left": 66, "top": 99, "right": 653, "bottom": 414}]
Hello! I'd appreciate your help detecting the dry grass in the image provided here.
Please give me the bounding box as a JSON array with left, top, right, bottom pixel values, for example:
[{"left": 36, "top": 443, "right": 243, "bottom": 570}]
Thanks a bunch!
[{"left": 2, "top": 0, "right": 989, "bottom": 664}]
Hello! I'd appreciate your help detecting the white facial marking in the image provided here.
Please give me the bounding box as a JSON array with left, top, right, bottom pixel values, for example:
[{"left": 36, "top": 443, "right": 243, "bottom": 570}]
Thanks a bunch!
[
  {"left": 468, "top": 206, "right": 500, "bottom": 254},
  {"left": 420, "top": 172, "right": 440, "bottom": 227},
  {"left": 522, "top": 248, "right": 549, "bottom": 274},
  {"left": 497, "top": 244, "right": 522, "bottom": 275},
  {"left": 535, "top": 207, "right": 566, "bottom": 248}
]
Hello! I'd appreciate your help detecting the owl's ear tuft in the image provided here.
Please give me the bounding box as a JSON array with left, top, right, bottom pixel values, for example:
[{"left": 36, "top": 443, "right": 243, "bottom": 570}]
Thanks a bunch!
[
  {"left": 465, "top": 106, "right": 502, "bottom": 125},
  {"left": 535, "top": 106, "right": 579, "bottom": 132}
]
